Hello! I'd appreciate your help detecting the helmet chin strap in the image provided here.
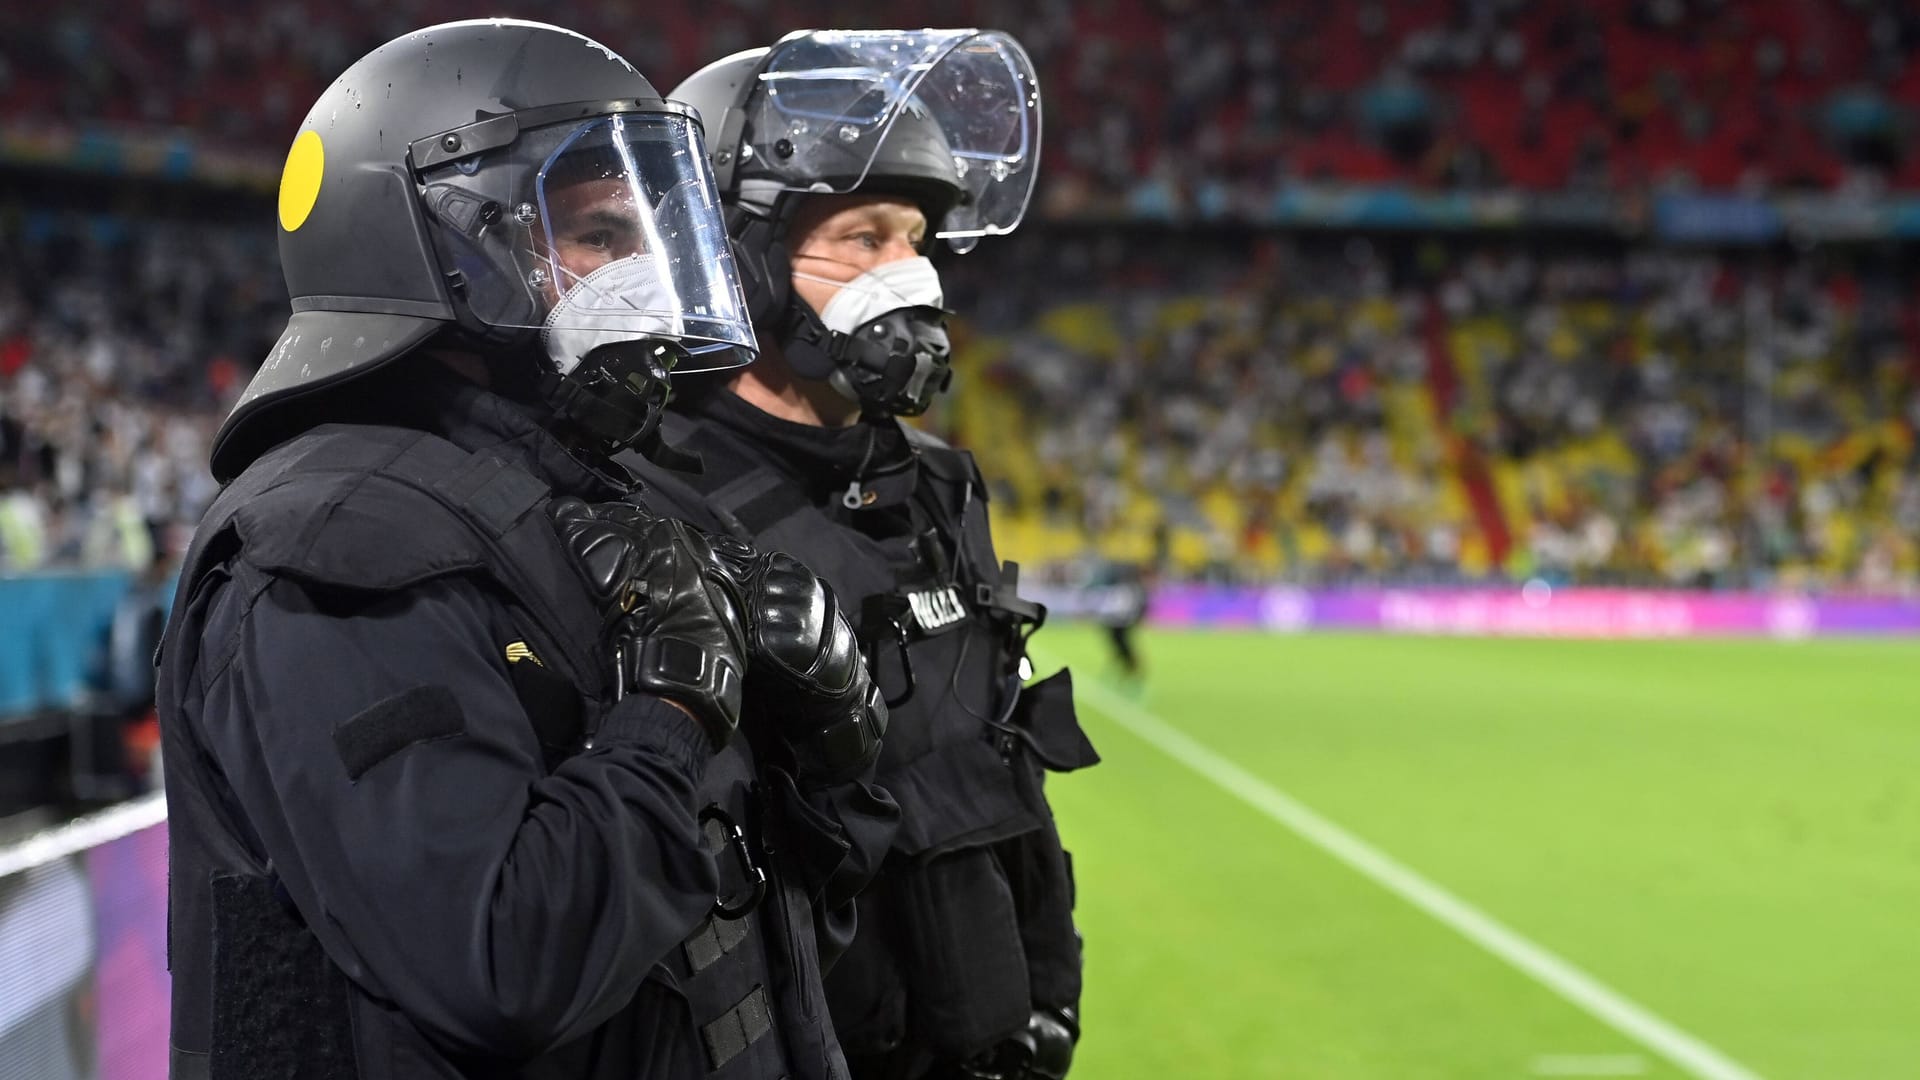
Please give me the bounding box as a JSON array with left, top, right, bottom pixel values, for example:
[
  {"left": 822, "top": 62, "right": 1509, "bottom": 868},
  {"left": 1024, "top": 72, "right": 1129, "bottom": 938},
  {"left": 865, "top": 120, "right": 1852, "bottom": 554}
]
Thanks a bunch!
[
  {"left": 775, "top": 286, "right": 859, "bottom": 386},
  {"left": 537, "top": 339, "right": 680, "bottom": 456},
  {"left": 778, "top": 246, "right": 871, "bottom": 385},
  {"left": 527, "top": 254, "right": 687, "bottom": 456}
]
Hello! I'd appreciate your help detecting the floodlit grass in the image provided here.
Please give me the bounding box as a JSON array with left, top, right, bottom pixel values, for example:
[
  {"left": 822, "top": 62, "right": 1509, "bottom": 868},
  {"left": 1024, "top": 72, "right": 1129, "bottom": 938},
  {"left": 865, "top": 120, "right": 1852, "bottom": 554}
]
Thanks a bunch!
[{"left": 1035, "top": 625, "right": 1920, "bottom": 1079}]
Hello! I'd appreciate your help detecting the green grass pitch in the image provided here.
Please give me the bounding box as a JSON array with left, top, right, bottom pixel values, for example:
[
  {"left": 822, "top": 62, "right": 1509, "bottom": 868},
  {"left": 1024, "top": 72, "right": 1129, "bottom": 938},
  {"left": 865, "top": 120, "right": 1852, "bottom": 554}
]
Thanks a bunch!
[{"left": 1031, "top": 625, "right": 1920, "bottom": 1079}]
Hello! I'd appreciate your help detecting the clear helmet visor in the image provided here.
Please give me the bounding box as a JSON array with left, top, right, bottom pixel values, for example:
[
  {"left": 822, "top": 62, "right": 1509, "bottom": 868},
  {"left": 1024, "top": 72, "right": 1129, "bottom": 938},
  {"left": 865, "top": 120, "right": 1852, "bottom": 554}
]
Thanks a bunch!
[
  {"left": 421, "top": 111, "right": 754, "bottom": 373},
  {"left": 742, "top": 29, "right": 1042, "bottom": 252}
]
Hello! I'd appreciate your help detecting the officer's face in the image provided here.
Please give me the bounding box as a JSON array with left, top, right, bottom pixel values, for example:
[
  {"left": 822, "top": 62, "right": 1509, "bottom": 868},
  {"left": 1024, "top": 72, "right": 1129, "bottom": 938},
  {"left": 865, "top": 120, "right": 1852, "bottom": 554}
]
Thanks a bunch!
[
  {"left": 786, "top": 194, "right": 927, "bottom": 317},
  {"left": 539, "top": 177, "right": 648, "bottom": 297}
]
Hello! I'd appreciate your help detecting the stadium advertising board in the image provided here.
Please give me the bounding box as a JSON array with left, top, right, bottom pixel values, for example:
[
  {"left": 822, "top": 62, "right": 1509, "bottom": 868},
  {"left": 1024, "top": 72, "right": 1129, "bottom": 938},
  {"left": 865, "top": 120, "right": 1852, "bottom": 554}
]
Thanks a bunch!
[
  {"left": 0, "top": 802, "right": 168, "bottom": 1080},
  {"left": 1143, "top": 586, "right": 1920, "bottom": 638}
]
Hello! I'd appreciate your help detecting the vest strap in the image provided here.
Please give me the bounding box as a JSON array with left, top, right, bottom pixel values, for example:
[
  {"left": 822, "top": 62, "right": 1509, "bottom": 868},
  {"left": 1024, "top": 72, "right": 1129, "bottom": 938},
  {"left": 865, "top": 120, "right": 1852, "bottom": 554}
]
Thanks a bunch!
[
  {"left": 702, "top": 984, "right": 774, "bottom": 1069},
  {"left": 682, "top": 912, "right": 753, "bottom": 975}
]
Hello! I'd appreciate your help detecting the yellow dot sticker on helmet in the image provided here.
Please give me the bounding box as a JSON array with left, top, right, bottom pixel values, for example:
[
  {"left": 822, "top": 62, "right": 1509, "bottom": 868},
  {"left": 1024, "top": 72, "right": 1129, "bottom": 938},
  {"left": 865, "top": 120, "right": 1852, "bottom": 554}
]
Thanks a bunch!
[{"left": 278, "top": 130, "right": 325, "bottom": 233}]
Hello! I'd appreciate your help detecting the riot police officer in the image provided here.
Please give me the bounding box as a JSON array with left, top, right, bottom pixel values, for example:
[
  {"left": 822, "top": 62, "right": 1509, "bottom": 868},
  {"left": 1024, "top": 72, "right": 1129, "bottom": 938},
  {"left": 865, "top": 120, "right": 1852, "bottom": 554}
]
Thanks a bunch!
[
  {"left": 157, "top": 20, "right": 894, "bottom": 1080},
  {"left": 623, "top": 30, "right": 1097, "bottom": 1080}
]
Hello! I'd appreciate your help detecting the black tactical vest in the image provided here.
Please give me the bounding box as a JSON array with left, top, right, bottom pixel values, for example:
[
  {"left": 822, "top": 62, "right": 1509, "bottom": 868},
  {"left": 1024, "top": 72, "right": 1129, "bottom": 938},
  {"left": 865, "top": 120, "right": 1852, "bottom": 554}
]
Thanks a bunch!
[
  {"left": 159, "top": 422, "right": 841, "bottom": 1080},
  {"left": 625, "top": 411, "right": 1099, "bottom": 1062}
]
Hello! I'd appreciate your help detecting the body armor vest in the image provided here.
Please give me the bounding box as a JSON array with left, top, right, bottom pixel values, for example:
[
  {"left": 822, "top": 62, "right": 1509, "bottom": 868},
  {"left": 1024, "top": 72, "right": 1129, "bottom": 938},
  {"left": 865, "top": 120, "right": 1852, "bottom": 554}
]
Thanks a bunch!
[
  {"left": 159, "top": 422, "right": 840, "bottom": 1080},
  {"left": 626, "top": 411, "right": 1098, "bottom": 1061}
]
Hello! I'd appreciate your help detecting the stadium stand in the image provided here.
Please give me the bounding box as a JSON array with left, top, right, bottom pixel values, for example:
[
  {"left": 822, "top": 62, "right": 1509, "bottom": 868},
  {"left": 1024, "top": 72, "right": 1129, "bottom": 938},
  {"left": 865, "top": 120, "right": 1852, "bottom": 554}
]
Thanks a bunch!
[
  {"left": 5, "top": 1, "right": 1920, "bottom": 206},
  {"left": 938, "top": 232, "right": 1920, "bottom": 592},
  {"left": 5, "top": 0, "right": 1920, "bottom": 719},
  {"left": 4, "top": 208, "right": 1915, "bottom": 593}
]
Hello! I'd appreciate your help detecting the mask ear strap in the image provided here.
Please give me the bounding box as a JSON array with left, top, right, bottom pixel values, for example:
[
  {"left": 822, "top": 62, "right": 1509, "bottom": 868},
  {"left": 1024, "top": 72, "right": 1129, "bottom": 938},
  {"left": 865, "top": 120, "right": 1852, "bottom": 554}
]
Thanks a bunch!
[{"left": 790, "top": 267, "right": 895, "bottom": 303}]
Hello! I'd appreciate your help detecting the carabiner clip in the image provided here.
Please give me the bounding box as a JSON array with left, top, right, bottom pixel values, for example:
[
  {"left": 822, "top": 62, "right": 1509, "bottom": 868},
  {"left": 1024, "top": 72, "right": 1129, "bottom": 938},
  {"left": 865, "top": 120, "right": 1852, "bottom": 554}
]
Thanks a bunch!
[
  {"left": 879, "top": 616, "right": 917, "bottom": 709},
  {"left": 699, "top": 806, "right": 767, "bottom": 920}
]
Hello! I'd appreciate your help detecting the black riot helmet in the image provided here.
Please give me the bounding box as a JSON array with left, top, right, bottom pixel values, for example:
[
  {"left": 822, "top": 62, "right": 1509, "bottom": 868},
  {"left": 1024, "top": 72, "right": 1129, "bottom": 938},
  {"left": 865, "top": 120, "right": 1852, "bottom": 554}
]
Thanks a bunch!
[
  {"left": 669, "top": 29, "right": 1042, "bottom": 416},
  {"left": 211, "top": 19, "right": 756, "bottom": 481}
]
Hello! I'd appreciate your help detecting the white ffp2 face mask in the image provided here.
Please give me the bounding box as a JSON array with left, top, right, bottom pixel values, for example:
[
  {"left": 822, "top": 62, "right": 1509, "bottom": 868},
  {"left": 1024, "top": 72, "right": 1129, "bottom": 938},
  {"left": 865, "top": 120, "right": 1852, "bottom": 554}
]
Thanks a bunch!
[
  {"left": 812, "top": 256, "right": 945, "bottom": 335},
  {"left": 541, "top": 254, "right": 684, "bottom": 375}
]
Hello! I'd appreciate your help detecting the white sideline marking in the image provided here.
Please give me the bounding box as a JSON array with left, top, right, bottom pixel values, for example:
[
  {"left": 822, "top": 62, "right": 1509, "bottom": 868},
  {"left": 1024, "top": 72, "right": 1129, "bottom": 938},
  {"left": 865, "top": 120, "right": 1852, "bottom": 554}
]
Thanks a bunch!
[{"left": 1068, "top": 676, "right": 1765, "bottom": 1080}]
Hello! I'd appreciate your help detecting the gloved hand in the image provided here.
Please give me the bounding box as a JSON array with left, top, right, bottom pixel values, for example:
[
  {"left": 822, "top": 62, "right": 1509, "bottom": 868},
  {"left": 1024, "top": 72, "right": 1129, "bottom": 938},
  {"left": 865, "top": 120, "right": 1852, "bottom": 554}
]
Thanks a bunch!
[
  {"left": 959, "top": 1007, "right": 1078, "bottom": 1080},
  {"left": 550, "top": 496, "right": 746, "bottom": 750},
  {"left": 701, "top": 536, "right": 888, "bottom": 786},
  {"left": 1019, "top": 1007, "right": 1077, "bottom": 1080}
]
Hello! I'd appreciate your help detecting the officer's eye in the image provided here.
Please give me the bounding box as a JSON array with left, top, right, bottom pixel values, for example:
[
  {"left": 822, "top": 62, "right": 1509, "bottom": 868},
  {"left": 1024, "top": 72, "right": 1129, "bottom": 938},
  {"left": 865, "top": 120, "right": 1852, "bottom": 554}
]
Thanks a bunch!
[
  {"left": 849, "top": 231, "right": 883, "bottom": 252},
  {"left": 579, "top": 229, "right": 615, "bottom": 251}
]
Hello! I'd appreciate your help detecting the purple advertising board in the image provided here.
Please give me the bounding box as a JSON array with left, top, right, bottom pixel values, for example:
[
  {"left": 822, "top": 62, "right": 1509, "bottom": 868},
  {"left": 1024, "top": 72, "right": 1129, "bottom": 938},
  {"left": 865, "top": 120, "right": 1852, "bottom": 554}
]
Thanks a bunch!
[
  {"left": 1142, "top": 585, "right": 1920, "bottom": 638},
  {"left": 0, "top": 815, "right": 169, "bottom": 1080},
  {"left": 88, "top": 821, "right": 169, "bottom": 1080}
]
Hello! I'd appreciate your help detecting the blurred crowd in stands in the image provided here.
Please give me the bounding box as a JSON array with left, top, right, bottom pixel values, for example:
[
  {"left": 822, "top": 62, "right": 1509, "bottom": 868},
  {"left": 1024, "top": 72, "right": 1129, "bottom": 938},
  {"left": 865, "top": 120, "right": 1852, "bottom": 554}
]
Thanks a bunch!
[
  {"left": 6, "top": 1, "right": 1920, "bottom": 209},
  {"left": 5, "top": 0, "right": 1920, "bottom": 592},
  {"left": 0, "top": 212, "right": 281, "bottom": 572},
  {"left": 6, "top": 203, "right": 1916, "bottom": 593},
  {"left": 940, "top": 232, "right": 1920, "bottom": 592}
]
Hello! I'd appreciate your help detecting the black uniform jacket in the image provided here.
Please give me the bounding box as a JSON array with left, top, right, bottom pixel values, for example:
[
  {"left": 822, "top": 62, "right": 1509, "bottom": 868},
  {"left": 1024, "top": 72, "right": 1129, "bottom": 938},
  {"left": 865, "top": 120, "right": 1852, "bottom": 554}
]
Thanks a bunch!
[
  {"left": 158, "top": 364, "right": 893, "bottom": 1080},
  {"left": 622, "top": 387, "right": 1099, "bottom": 1072}
]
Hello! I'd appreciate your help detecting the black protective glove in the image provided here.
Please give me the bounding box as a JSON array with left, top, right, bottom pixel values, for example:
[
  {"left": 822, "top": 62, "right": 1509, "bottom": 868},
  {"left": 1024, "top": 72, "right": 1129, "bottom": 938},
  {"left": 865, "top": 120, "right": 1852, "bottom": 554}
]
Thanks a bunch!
[
  {"left": 550, "top": 496, "right": 746, "bottom": 750},
  {"left": 701, "top": 536, "right": 889, "bottom": 787},
  {"left": 958, "top": 1007, "right": 1078, "bottom": 1080},
  {"left": 1021, "top": 1007, "right": 1078, "bottom": 1080}
]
